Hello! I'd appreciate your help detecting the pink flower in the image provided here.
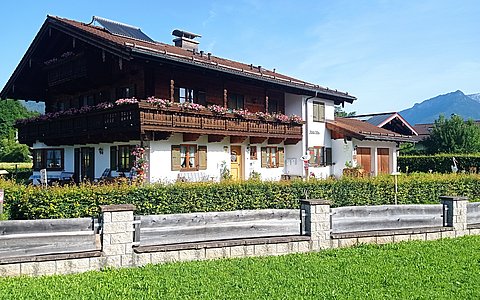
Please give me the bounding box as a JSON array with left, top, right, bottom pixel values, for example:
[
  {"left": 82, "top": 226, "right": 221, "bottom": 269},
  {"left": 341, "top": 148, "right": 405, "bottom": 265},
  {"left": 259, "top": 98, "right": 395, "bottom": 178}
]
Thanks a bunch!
[
  {"left": 208, "top": 105, "right": 228, "bottom": 115},
  {"left": 115, "top": 98, "right": 138, "bottom": 105}
]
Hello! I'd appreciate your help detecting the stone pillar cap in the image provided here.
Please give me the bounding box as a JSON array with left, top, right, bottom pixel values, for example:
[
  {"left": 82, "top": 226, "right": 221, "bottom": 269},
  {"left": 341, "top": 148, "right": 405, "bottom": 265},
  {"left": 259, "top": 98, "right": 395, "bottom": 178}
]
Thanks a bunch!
[
  {"left": 300, "top": 199, "right": 331, "bottom": 205},
  {"left": 439, "top": 196, "right": 468, "bottom": 201},
  {"left": 100, "top": 204, "right": 136, "bottom": 212}
]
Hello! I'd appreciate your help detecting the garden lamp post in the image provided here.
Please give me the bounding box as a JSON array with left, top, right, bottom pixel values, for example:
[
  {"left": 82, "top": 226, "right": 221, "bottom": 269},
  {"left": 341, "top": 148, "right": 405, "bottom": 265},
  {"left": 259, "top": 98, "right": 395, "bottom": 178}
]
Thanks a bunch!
[{"left": 391, "top": 171, "right": 401, "bottom": 205}]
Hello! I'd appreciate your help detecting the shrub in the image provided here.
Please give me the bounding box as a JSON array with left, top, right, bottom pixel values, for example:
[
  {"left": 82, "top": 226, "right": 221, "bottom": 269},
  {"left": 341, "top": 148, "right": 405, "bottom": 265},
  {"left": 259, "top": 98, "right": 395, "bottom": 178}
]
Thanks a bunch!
[
  {"left": 1, "top": 174, "right": 480, "bottom": 220},
  {"left": 398, "top": 154, "right": 480, "bottom": 173}
]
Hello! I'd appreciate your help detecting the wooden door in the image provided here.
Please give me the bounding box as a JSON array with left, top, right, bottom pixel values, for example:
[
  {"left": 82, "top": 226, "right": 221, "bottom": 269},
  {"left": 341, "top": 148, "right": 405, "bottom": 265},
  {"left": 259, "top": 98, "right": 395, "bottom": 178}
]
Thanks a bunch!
[
  {"left": 75, "top": 147, "right": 95, "bottom": 181},
  {"left": 356, "top": 147, "right": 371, "bottom": 174},
  {"left": 230, "top": 146, "right": 242, "bottom": 181},
  {"left": 377, "top": 148, "right": 390, "bottom": 174}
]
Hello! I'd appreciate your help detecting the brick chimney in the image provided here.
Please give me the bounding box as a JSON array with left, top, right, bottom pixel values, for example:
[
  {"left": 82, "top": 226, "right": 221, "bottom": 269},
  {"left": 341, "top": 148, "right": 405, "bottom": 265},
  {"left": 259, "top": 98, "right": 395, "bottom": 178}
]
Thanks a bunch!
[{"left": 172, "top": 29, "right": 201, "bottom": 52}]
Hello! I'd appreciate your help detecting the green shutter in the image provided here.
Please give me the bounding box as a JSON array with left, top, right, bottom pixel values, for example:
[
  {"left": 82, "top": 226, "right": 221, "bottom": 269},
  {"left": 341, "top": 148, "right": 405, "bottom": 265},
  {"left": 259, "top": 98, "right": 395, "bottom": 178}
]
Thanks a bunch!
[
  {"left": 110, "top": 146, "right": 117, "bottom": 170},
  {"left": 278, "top": 147, "right": 285, "bottom": 167},
  {"left": 198, "top": 146, "right": 207, "bottom": 170},
  {"left": 325, "top": 147, "right": 332, "bottom": 166},
  {"left": 171, "top": 145, "right": 181, "bottom": 171},
  {"left": 261, "top": 147, "right": 267, "bottom": 168}
]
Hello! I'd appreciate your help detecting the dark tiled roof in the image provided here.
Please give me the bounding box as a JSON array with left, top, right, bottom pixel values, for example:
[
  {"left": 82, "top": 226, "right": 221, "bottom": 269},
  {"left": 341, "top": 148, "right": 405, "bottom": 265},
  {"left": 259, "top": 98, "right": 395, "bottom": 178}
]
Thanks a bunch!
[
  {"left": 350, "top": 112, "right": 395, "bottom": 126},
  {"left": 347, "top": 112, "right": 418, "bottom": 136},
  {"left": 327, "top": 117, "right": 414, "bottom": 142},
  {"left": 50, "top": 16, "right": 356, "bottom": 102}
]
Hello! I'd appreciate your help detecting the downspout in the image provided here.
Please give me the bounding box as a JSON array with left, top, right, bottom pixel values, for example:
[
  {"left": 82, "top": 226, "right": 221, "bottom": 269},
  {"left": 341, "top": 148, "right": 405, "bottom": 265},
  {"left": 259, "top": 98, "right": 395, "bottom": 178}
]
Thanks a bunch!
[{"left": 303, "top": 94, "right": 317, "bottom": 178}]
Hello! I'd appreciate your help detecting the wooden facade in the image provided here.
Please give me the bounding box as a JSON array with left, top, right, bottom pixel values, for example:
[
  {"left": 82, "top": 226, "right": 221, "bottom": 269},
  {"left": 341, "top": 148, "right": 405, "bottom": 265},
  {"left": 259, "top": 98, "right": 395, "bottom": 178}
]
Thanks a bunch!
[
  {"left": 11, "top": 23, "right": 302, "bottom": 146},
  {"left": 17, "top": 102, "right": 302, "bottom": 146}
]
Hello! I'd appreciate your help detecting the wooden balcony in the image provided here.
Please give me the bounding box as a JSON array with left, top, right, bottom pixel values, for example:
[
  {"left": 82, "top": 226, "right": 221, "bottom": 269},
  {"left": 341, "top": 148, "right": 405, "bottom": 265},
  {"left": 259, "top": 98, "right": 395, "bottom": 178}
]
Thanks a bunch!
[{"left": 16, "top": 102, "right": 303, "bottom": 146}]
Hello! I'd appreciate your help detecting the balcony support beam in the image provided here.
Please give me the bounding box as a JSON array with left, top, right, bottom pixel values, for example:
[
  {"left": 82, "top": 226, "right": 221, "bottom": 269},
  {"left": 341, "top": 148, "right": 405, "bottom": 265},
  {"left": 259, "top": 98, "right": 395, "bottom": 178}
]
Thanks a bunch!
[
  {"left": 268, "top": 137, "right": 284, "bottom": 145},
  {"left": 284, "top": 138, "right": 301, "bottom": 145},
  {"left": 183, "top": 133, "right": 201, "bottom": 142},
  {"left": 249, "top": 137, "right": 267, "bottom": 144},
  {"left": 208, "top": 135, "right": 225, "bottom": 143},
  {"left": 230, "top": 136, "right": 247, "bottom": 144}
]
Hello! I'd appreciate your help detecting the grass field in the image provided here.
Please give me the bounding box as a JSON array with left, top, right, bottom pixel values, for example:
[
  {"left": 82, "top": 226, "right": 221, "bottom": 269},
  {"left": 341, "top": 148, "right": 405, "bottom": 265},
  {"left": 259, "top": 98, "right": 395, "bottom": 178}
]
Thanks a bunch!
[{"left": 1, "top": 236, "right": 480, "bottom": 299}]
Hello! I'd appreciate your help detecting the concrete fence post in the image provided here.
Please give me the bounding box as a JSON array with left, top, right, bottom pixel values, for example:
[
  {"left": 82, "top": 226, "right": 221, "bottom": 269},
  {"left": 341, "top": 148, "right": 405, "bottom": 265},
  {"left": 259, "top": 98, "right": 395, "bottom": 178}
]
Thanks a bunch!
[
  {"left": 440, "top": 196, "right": 468, "bottom": 236},
  {"left": 300, "top": 199, "right": 331, "bottom": 251},
  {"left": 100, "top": 204, "right": 136, "bottom": 268}
]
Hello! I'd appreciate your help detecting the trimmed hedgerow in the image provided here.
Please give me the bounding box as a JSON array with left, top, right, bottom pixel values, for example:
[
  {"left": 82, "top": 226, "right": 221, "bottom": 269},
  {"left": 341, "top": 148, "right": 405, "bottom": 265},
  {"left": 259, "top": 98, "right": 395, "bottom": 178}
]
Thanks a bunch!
[
  {"left": 1, "top": 173, "right": 480, "bottom": 220},
  {"left": 398, "top": 154, "right": 480, "bottom": 173}
]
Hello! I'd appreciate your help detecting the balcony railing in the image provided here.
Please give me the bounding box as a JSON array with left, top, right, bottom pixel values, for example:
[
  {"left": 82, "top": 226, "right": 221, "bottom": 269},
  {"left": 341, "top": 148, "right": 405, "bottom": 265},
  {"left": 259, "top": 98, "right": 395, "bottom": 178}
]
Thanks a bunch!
[
  {"left": 138, "top": 102, "right": 303, "bottom": 137},
  {"left": 16, "top": 102, "right": 303, "bottom": 146}
]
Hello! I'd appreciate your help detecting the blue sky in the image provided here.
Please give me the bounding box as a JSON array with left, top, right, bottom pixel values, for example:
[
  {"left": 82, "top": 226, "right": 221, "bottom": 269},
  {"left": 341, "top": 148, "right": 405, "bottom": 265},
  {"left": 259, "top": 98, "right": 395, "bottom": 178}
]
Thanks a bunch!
[{"left": 1, "top": 0, "right": 479, "bottom": 113}]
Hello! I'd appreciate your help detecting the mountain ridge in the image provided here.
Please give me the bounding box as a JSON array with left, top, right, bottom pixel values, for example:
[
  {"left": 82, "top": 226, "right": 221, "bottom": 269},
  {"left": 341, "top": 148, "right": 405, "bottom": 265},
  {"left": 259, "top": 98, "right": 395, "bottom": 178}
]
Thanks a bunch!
[{"left": 400, "top": 90, "right": 480, "bottom": 125}]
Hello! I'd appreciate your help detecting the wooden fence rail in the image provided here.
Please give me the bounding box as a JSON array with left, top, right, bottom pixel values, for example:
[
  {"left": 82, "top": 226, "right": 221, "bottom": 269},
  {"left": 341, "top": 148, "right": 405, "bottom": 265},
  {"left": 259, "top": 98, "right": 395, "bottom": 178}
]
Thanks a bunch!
[
  {"left": 467, "top": 202, "right": 480, "bottom": 225},
  {"left": 0, "top": 218, "right": 100, "bottom": 259},
  {"left": 331, "top": 204, "right": 444, "bottom": 233},
  {"left": 137, "top": 209, "right": 301, "bottom": 246}
]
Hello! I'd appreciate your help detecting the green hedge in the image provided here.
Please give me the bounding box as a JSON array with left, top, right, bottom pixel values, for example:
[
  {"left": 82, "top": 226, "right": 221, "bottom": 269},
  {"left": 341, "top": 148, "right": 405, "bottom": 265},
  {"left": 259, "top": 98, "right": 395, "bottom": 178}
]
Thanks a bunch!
[
  {"left": 398, "top": 154, "right": 480, "bottom": 173},
  {"left": 1, "top": 173, "right": 480, "bottom": 220}
]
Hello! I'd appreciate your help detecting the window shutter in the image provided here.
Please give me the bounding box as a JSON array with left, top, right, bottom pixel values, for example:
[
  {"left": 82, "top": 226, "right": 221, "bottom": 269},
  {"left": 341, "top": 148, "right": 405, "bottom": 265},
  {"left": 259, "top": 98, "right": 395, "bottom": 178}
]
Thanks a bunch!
[
  {"left": 313, "top": 103, "right": 319, "bottom": 121},
  {"left": 278, "top": 147, "right": 285, "bottom": 167},
  {"left": 171, "top": 145, "right": 181, "bottom": 171},
  {"left": 325, "top": 147, "right": 332, "bottom": 166},
  {"left": 198, "top": 146, "right": 207, "bottom": 170},
  {"left": 308, "top": 147, "right": 315, "bottom": 165},
  {"left": 319, "top": 103, "right": 325, "bottom": 121},
  {"left": 261, "top": 147, "right": 267, "bottom": 168},
  {"left": 110, "top": 146, "right": 117, "bottom": 170}
]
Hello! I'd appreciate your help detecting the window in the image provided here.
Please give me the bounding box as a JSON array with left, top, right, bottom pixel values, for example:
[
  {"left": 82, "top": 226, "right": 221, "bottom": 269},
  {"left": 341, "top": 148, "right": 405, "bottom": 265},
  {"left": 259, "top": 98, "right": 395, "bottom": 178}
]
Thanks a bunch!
[
  {"left": 181, "top": 145, "right": 197, "bottom": 170},
  {"left": 309, "top": 147, "right": 324, "bottom": 167},
  {"left": 79, "top": 95, "right": 94, "bottom": 108},
  {"left": 32, "top": 149, "right": 64, "bottom": 171},
  {"left": 116, "top": 86, "right": 136, "bottom": 99},
  {"left": 268, "top": 98, "right": 279, "bottom": 114},
  {"left": 261, "top": 147, "right": 284, "bottom": 168},
  {"left": 171, "top": 145, "right": 207, "bottom": 171},
  {"left": 250, "top": 146, "right": 257, "bottom": 160},
  {"left": 308, "top": 147, "right": 333, "bottom": 167},
  {"left": 176, "top": 87, "right": 194, "bottom": 103},
  {"left": 109, "top": 145, "right": 134, "bottom": 172},
  {"left": 313, "top": 102, "right": 325, "bottom": 122},
  {"left": 117, "top": 145, "right": 135, "bottom": 172},
  {"left": 174, "top": 87, "right": 206, "bottom": 105},
  {"left": 228, "top": 93, "right": 244, "bottom": 110}
]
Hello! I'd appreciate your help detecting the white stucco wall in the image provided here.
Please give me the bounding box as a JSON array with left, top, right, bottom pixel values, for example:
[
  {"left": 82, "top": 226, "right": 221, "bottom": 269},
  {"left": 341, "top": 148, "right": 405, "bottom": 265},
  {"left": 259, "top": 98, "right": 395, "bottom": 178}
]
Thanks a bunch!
[
  {"left": 332, "top": 139, "right": 354, "bottom": 178},
  {"left": 284, "top": 93, "right": 305, "bottom": 177},
  {"left": 331, "top": 138, "right": 399, "bottom": 178},
  {"left": 148, "top": 134, "right": 286, "bottom": 183}
]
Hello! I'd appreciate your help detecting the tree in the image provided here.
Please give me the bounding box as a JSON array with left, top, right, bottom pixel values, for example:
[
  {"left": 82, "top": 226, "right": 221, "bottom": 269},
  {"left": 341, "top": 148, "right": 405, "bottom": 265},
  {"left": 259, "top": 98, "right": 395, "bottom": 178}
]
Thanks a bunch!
[
  {"left": 334, "top": 106, "right": 356, "bottom": 117},
  {"left": 0, "top": 100, "right": 37, "bottom": 162},
  {"left": 423, "top": 114, "right": 480, "bottom": 154}
]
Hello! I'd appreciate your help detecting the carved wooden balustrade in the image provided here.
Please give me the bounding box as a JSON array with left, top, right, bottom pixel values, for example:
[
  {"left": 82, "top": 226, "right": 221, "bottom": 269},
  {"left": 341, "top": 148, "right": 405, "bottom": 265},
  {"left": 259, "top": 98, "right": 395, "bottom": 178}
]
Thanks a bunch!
[{"left": 16, "top": 102, "right": 303, "bottom": 146}]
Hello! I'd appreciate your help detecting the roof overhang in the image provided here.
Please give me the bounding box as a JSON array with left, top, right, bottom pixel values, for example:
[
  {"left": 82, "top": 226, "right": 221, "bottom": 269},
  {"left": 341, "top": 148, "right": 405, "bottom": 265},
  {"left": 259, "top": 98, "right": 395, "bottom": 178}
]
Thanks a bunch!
[
  {"left": 326, "top": 120, "right": 415, "bottom": 143},
  {"left": 1, "top": 15, "right": 357, "bottom": 106}
]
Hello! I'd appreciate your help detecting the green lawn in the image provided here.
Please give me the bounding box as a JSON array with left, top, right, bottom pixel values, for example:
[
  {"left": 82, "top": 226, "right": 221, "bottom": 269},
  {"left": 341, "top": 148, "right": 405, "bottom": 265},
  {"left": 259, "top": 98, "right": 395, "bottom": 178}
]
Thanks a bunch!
[{"left": 1, "top": 236, "right": 480, "bottom": 299}]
